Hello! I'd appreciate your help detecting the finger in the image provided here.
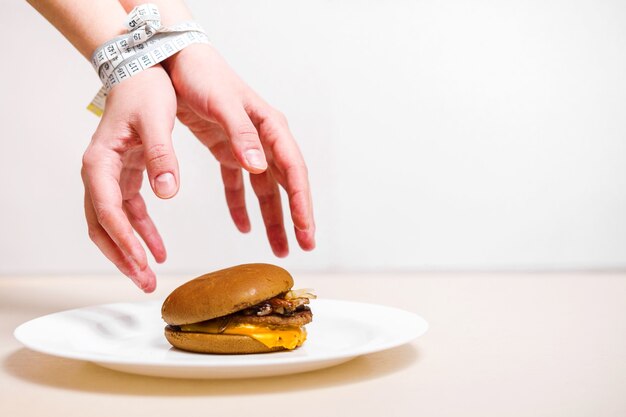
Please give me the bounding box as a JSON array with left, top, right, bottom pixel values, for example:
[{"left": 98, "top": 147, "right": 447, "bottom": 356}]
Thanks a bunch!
[
  {"left": 124, "top": 194, "right": 167, "bottom": 263},
  {"left": 213, "top": 101, "right": 268, "bottom": 173},
  {"left": 221, "top": 165, "right": 251, "bottom": 233},
  {"left": 84, "top": 189, "right": 156, "bottom": 292},
  {"left": 135, "top": 113, "right": 180, "bottom": 199},
  {"left": 282, "top": 163, "right": 316, "bottom": 251},
  {"left": 82, "top": 146, "right": 148, "bottom": 270},
  {"left": 249, "top": 108, "right": 316, "bottom": 250},
  {"left": 249, "top": 170, "right": 289, "bottom": 257}
]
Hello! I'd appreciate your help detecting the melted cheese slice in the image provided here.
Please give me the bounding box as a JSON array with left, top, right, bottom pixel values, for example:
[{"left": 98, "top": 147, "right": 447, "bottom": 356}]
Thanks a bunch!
[{"left": 180, "top": 321, "right": 307, "bottom": 350}]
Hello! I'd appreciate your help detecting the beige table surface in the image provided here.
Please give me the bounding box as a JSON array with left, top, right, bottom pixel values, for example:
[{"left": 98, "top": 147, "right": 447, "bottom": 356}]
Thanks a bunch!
[{"left": 1, "top": 272, "right": 625, "bottom": 416}]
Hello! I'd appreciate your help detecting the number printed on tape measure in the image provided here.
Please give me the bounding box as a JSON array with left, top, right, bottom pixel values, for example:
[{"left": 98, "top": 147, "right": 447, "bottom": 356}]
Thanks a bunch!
[{"left": 88, "top": 4, "right": 209, "bottom": 116}]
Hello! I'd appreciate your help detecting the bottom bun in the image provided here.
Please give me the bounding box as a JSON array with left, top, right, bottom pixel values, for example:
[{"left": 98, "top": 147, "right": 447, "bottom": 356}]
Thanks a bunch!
[{"left": 164, "top": 326, "right": 287, "bottom": 354}]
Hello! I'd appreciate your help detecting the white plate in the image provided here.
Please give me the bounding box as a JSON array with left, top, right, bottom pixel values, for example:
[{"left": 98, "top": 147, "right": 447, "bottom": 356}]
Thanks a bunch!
[{"left": 14, "top": 299, "right": 428, "bottom": 379}]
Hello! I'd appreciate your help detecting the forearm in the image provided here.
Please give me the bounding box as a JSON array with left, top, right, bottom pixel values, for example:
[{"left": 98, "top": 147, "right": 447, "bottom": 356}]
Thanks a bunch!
[
  {"left": 27, "top": 0, "right": 128, "bottom": 60},
  {"left": 118, "top": 0, "right": 192, "bottom": 25}
]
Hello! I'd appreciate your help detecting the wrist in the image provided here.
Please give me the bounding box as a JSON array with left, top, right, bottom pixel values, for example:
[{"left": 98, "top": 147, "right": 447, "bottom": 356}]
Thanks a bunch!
[
  {"left": 162, "top": 43, "right": 212, "bottom": 78},
  {"left": 162, "top": 42, "right": 202, "bottom": 71},
  {"left": 107, "top": 65, "right": 169, "bottom": 97}
]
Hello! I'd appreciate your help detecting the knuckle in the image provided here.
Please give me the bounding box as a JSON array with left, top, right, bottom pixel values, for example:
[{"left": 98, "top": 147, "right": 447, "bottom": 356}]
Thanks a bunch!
[
  {"left": 94, "top": 205, "right": 115, "bottom": 226},
  {"left": 286, "top": 162, "right": 309, "bottom": 178},
  {"left": 289, "top": 188, "right": 308, "bottom": 205},
  {"left": 300, "top": 163, "right": 309, "bottom": 176},
  {"left": 87, "top": 227, "right": 98, "bottom": 243},
  {"left": 232, "top": 123, "right": 259, "bottom": 142},
  {"left": 272, "top": 109, "right": 289, "bottom": 126},
  {"left": 145, "top": 143, "right": 172, "bottom": 167},
  {"left": 81, "top": 149, "right": 98, "bottom": 181},
  {"left": 81, "top": 148, "right": 97, "bottom": 170}
]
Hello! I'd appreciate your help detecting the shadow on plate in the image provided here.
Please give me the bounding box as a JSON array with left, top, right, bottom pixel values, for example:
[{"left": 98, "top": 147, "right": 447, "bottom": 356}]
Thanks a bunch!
[{"left": 3, "top": 344, "right": 420, "bottom": 396}]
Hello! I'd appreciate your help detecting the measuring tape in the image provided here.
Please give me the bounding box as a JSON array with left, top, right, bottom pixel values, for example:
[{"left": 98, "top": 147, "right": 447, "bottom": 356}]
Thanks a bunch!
[{"left": 88, "top": 4, "right": 209, "bottom": 116}]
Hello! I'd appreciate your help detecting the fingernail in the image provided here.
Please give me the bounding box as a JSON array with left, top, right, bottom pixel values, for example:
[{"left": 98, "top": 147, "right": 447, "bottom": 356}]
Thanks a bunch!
[
  {"left": 155, "top": 172, "right": 177, "bottom": 198},
  {"left": 244, "top": 149, "right": 267, "bottom": 170}
]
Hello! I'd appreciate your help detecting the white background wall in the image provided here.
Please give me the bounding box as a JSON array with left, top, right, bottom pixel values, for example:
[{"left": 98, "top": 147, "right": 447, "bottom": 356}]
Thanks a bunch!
[{"left": 1, "top": 0, "right": 626, "bottom": 275}]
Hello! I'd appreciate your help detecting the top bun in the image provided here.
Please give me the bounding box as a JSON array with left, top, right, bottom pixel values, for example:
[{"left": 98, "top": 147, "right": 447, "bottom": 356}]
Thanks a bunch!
[{"left": 161, "top": 263, "right": 294, "bottom": 325}]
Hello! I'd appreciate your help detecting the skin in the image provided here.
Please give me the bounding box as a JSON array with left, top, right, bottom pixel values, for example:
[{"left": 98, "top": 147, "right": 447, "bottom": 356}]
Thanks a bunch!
[
  {"left": 82, "top": 66, "right": 177, "bottom": 292},
  {"left": 28, "top": 0, "right": 316, "bottom": 292},
  {"left": 163, "top": 44, "right": 317, "bottom": 256}
]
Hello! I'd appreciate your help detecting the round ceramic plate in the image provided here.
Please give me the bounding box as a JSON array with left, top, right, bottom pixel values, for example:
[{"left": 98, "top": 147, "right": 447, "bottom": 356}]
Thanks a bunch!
[{"left": 14, "top": 299, "right": 428, "bottom": 379}]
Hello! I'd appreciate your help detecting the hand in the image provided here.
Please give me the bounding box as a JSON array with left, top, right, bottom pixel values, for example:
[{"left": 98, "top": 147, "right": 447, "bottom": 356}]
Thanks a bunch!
[
  {"left": 81, "top": 66, "right": 178, "bottom": 292},
  {"left": 163, "top": 44, "right": 316, "bottom": 257}
]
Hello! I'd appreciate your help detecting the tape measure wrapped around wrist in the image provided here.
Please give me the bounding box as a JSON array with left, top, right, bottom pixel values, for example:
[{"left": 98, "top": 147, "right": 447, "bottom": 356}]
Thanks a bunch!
[{"left": 87, "top": 3, "right": 209, "bottom": 116}]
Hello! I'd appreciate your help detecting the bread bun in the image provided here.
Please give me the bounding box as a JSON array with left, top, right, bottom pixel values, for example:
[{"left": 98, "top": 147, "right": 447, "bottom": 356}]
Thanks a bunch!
[
  {"left": 161, "top": 263, "right": 293, "bottom": 326},
  {"left": 164, "top": 326, "right": 285, "bottom": 354}
]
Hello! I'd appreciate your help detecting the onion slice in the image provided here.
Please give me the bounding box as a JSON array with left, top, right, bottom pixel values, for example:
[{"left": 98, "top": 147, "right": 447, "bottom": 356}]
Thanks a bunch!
[{"left": 284, "top": 288, "right": 317, "bottom": 300}]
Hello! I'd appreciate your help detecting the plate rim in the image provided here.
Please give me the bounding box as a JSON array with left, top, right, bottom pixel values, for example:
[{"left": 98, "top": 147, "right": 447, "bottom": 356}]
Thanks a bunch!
[{"left": 14, "top": 298, "right": 429, "bottom": 369}]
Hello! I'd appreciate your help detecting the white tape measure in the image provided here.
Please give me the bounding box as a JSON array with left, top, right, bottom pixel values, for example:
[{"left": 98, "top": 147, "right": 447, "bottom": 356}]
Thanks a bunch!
[{"left": 88, "top": 4, "right": 209, "bottom": 116}]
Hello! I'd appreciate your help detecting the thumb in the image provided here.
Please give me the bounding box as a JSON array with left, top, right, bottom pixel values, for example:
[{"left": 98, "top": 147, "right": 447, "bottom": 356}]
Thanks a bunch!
[{"left": 137, "top": 120, "right": 180, "bottom": 199}]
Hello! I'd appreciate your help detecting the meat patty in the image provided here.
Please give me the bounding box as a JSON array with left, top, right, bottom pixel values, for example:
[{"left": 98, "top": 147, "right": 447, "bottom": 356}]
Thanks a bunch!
[
  {"left": 240, "top": 295, "right": 311, "bottom": 316},
  {"left": 229, "top": 309, "right": 312, "bottom": 327},
  {"left": 178, "top": 309, "right": 313, "bottom": 332}
]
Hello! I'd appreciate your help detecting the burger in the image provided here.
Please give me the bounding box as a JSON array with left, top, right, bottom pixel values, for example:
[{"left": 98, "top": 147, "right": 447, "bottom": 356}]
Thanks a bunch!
[{"left": 161, "top": 263, "right": 315, "bottom": 354}]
